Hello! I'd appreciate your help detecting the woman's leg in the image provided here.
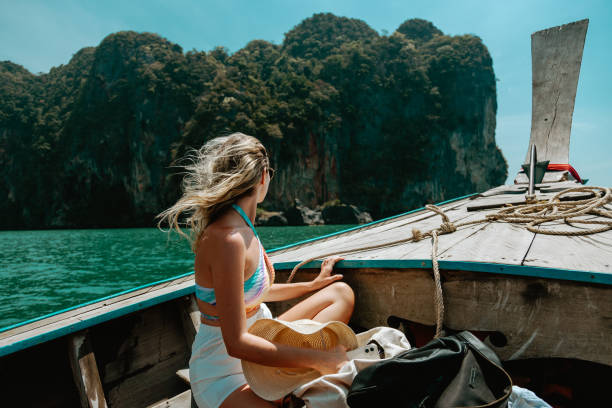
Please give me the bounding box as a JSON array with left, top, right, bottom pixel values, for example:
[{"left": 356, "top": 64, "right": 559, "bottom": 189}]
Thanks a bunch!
[
  {"left": 217, "top": 283, "right": 354, "bottom": 407},
  {"left": 278, "top": 282, "right": 355, "bottom": 323},
  {"left": 219, "top": 384, "right": 276, "bottom": 408}
]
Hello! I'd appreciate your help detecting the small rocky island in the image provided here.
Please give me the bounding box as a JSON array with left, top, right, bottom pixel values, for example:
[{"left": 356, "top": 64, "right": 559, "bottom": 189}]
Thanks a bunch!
[
  {"left": 256, "top": 199, "right": 373, "bottom": 226},
  {"left": 0, "top": 14, "right": 506, "bottom": 229}
]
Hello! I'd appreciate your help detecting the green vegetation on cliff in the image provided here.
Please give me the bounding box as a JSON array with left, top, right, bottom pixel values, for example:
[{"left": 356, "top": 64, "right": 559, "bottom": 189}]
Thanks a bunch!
[{"left": 0, "top": 14, "right": 507, "bottom": 229}]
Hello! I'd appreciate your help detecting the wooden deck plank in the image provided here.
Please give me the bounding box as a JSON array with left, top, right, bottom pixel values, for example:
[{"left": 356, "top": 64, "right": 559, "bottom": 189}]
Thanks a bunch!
[
  {"left": 438, "top": 221, "right": 535, "bottom": 265},
  {"left": 270, "top": 203, "right": 476, "bottom": 264},
  {"left": 0, "top": 277, "right": 195, "bottom": 351},
  {"left": 0, "top": 275, "right": 194, "bottom": 340},
  {"left": 523, "top": 218, "right": 612, "bottom": 273},
  {"left": 147, "top": 390, "right": 192, "bottom": 408},
  {"left": 269, "top": 199, "right": 472, "bottom": 260},
  {"left": 270, "top": 207, "right": 466, "bottom": 261},
  {"left": 394, "top": 211, "right": 492, "bottom": 260},
  {"left": 68, "top": 331, "right": 109, "bottom": 408},
  {"left": 333, "top": 219, "right": 489, "bottom": 262}
]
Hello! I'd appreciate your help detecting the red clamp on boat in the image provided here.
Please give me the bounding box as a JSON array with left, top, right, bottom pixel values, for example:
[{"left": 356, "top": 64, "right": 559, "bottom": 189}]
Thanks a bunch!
[{"left": 547, "top": 164, "right": 583, "bottom": 184}]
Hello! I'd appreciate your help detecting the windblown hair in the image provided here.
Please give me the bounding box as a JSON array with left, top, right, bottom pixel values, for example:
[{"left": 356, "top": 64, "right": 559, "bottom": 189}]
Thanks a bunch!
[{"left": 157, "top": 133, "right": 270, "bottom": 252}]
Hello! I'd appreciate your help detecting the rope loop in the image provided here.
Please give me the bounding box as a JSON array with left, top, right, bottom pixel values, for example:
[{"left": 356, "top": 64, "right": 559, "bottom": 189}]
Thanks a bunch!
[
  {"left": 286, "top": 185, "right": 612, "bottom": 339},
  {"left": 425, "top": 204, "right": 450, "bottom": 223}
]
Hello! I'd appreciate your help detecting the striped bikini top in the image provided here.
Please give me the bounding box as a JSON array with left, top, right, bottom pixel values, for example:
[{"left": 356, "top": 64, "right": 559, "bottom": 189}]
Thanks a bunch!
[{"left": 194, "top": 204, "right": 274, "bottom": 321}]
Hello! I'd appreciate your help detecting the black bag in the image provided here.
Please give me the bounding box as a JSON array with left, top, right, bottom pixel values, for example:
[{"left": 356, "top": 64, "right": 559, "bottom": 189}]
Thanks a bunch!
[{"left": 347, "top": 331, "right": 512, "bottom": 408}]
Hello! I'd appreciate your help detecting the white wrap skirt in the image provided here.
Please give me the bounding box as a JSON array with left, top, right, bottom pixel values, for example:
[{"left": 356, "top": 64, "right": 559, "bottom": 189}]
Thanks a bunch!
[{"left": 189, "top": 303, "right": 274, "bottom": 408}]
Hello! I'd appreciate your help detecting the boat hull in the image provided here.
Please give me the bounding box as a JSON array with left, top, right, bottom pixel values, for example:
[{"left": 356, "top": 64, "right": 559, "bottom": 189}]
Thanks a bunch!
[{"left": 270, "top": 267, "right": 612, "bottom": 367}]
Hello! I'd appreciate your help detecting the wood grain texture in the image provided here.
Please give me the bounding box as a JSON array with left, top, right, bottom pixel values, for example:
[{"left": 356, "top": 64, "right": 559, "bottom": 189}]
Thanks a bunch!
[
  {"left": 271, "top": 268, "right": 612, "bottom": 366},
  {"left": 0, "top": 275, "right": 194, "bottom": 346},
  {"left": 438, "top": 221, "right": 535, "bottom": 265},
  {"left": 179, "top": 295, "right": 200, "bottom": 349},
  {"left": 270, "top": 203, "right": 476, "bottom": 264},
  {"left": 68, "top": 331, "right": 108, "bottom": 408},
  {"left": 269, "top": 199, "right": 472, "bottom": 262},
  {"left": 147, "top": 390, "right": 192, "bottom": 408},
  {"left": 270, "top": 180, "right": 612, "bottom": 274},
  {"left": 523, "top": 217, "right": 612, "bottom": 273},
  {"left": 526, "top": 19, "right": 588, "bottom": 164},
  {"left": 98, "top": 302, "right": 190, "bottom": 408}
]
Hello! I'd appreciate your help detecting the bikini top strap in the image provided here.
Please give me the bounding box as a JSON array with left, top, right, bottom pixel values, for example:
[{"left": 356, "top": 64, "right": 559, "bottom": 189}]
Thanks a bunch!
[{"left": 231, "top": 204, "right": 259, "bottom": 239}]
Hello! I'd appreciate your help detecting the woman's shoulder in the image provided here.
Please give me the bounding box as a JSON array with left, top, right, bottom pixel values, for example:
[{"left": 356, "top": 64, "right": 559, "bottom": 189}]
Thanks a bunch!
[{"left": 197, "top": 220, "right": 247, "bottom": 255}]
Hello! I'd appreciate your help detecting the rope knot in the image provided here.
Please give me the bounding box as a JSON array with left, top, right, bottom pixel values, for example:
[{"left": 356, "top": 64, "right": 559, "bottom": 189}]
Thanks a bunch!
[
  {"left": 411, "top": 228, "right": 423, "bottom": 242},
  {"left": 439, "top": 222, "right": 456, "bottom": 234}
]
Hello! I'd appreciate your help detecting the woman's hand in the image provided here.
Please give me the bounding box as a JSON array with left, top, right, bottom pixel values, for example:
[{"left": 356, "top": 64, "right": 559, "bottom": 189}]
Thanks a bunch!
[
  {"left": 312, "top": 345, "right": 349, "bottom": 375},
  {"left": 312, "top": 256, "right": 344, "bottom": 290}
]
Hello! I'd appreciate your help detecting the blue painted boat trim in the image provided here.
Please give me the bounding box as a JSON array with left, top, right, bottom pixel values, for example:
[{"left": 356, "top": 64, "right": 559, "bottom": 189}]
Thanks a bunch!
[
  {"left": 272, "top": 259, "right": 612, "bottom": 286},
  {"left": 0, "top": 195, "right": 477, "bottom": 357},
  {"left": 4, "top": 190, "right": 607, "bottom": 357},
  {"left": 0, "top": 271, "right": 195, "bottom": 334},
  {"left": 267, "top": 193, "right": 478, "bottom": 253},
  {"left": 0, "top": 283, "right": 195, "bottom": 357}
]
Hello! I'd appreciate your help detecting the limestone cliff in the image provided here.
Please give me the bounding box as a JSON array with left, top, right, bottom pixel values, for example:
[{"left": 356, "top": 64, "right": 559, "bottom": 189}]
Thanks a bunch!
[{"left": 0, "top": 15, "right": 507, "bottom": 229}]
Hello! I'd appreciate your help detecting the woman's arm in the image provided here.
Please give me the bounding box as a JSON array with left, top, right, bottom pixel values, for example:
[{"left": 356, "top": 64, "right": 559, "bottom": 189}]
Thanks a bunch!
[
  {"left": 263, "top": 282, "right": 317, "bottom": 302},
  {"left": 263, "top": 256, "right": 345, "bottom": 302},
  {"left": 210, "top": 232, "right": 347, "bottom": 374}
]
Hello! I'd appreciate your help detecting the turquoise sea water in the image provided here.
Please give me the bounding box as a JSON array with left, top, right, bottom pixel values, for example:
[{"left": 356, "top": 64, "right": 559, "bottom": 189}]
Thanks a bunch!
[{"left": 0, "top": 225, "right": 353, "bottom": 329}]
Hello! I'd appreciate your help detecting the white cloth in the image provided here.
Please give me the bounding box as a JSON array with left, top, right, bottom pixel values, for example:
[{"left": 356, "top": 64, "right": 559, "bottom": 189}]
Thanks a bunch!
[
  {"left": 189, "top": 303, "right": 273, "bottom": 408},
  {"left": 293, "top": 329, "right": 552, "bottom": 408},
  {"left": 293, "top": 326, "right": 412, "bottom": 408},
  {"left": 508, "top": 386, "right": 552, "bottom": 408}
]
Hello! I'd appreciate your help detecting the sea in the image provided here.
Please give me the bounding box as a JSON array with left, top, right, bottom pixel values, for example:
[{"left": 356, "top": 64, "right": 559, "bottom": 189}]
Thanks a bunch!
[{"left": 0, "top": 225, "right": 354, "bottom": 330}]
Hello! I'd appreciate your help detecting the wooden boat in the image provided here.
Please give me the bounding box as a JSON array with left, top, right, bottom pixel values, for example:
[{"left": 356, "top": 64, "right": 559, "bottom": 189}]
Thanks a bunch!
[{"left": 1, "top": 19, "right": 610, "bottom": 407}]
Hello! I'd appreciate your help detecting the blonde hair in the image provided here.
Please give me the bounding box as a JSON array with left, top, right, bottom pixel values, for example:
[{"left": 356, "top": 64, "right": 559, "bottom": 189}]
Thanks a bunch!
[{"left": 157, "top": 133, "right": 270, "bottom": 252}]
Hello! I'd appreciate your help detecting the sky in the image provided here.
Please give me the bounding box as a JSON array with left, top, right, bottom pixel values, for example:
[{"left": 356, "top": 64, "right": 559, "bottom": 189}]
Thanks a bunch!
[{"left": 1, "top": 0, "right": 611, "bottom": 186}]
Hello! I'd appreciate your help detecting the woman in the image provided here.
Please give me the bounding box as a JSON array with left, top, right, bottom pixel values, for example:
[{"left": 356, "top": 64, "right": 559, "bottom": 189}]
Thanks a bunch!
[{"left": 157, "top": 133, "right": 355, "bottom": 408}]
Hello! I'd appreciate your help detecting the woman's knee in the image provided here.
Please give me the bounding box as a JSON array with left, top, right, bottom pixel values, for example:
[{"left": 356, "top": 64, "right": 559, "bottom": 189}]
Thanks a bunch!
[{"left": 327, "top": 281, "right": 355, "bottom": 306}]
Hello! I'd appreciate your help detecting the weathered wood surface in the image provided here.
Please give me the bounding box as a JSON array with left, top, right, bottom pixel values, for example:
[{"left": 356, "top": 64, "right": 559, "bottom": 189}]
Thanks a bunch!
[
  {"left": 523, "top": 216, "right": 612, "bottom": 273},
  {"left": 0, "top": 275, "right": 194, "bottom": 349},
  {"left": 270, "top": 198, "right": 473, "bottom": 261},
  {"left": 147, "top": 390, "right": 192, "bottom": 408},
  {"left": 269, "top": 179, "right": 612, "bottom": 274},
  {"left": 438, "top": 221, "right": 535, "bottom": 265},
  {"left": 176, "top": 368, "right": 190, "bottom": 385},
  {"left": 68, "top": 331, "right": 108, "bottom": 408},
  {"left": 526, "top": 19, "right": 588, "bottom": 164},
  {"left": 271, "top": 199, "right": 478, "bottom": 263},
  {"left": 179, "top": 294, "right": 200, "bottom": 349},
  {"left": 97, "top": 301, "right": 190, "bottom": 407},
  {"left": 271, "top": 268, "right": 612, "bottom": 366}
]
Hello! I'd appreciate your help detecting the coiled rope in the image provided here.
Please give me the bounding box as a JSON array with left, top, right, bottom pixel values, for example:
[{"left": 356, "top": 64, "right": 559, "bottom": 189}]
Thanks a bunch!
[{"left": 286, "top": 186, "right": 612, "bottom": 338}]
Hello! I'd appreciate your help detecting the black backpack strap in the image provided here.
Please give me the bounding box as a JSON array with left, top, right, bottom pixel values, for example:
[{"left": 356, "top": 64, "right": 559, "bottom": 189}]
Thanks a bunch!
[{"left": 455, "top": 330, "right": 502, "bottom": 366}]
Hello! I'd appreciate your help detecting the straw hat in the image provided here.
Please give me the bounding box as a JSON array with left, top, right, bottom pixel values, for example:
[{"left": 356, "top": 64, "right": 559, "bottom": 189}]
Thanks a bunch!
[{"left": 241, "top": 318, "right": 359, "bottom": 401}]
